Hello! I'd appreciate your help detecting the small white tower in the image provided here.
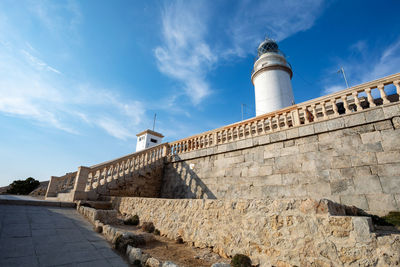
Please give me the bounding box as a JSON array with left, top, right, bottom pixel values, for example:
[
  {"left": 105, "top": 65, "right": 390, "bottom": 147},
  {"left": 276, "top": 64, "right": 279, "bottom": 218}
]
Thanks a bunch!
[
  {"left": 251, "top": 38, "right": 294, "bottom": 116},
  {"left": 135, "top": 129, "right": 164, "bottom": 152}
]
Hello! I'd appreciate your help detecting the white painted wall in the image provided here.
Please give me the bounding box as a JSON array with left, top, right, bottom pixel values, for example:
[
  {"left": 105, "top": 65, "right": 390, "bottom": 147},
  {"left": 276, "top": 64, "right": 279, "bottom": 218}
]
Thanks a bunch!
[
  {"left": 252, "top": 53, "right": 294, "bottom": 116},
  {"left": 136, "top": 133, "right": 163, "bottom": 152}
]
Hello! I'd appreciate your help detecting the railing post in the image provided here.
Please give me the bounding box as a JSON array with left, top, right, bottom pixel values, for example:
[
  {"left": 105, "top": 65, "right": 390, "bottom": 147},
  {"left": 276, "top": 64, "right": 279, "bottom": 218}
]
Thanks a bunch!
[
  {"left": 332, "top": 99, "right": 339, "bottom": 116},
  {"left": 72, "top": 166, "right": 91, "bottom": 201},
  {"left": 378, "top": 84, "right": 389, "bottom": 104},
  {"left": 353, "top": 92, "right": 362, "bottom": 111},
  {"left": 342, "top": 95, "right": 350, "bottom": 114},
  {"left": 395, "top": 80, "right": 400, "bottom": 95},
  {"left": 365, "top": 88, "right": 376, "bottom": 107}
]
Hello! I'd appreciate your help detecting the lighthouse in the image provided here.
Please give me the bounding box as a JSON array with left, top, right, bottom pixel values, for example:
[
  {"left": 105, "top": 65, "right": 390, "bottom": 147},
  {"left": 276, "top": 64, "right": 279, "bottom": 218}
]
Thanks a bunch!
[{"left": 251, "top": 38, "right": 294, "bottom": 116}]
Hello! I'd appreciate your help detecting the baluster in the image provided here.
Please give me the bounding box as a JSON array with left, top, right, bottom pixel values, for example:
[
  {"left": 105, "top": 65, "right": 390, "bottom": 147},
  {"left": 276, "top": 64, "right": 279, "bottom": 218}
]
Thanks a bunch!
[
  {"left": 365, "top": 88, "right": 376, "bottom": 107},
  {"left": 394, "top": 80, "right": 400, "bottom": 96},
  {"left": 311, "top": 104, "right": 318, "bottom": 122},
  {"left": 378, "top": 84, "right": 389, "bottom": 104},
  {"left": 352, "top": 91, "right": 362, "bottom": 111},
  {"left": 284, "top": 112, "right": 289, "bottom": 128},
  {"left": 274, "top": 115, "right": 280, "bottom": 130},
  {"left": 332, "top": 99, "right": 339, "bottom": 117},
  {"left": 342, "top": 95, "right": 350, "bottom": 114},
  {"left": 321, "top": 102, "right": 328, "bottom": 120},
  {"left": 303, "top": 108, "right": 310, "bottom": 124}
]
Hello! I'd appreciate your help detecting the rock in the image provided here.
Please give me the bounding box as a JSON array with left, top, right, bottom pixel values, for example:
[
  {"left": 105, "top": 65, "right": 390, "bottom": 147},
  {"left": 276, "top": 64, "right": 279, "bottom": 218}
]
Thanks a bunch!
[
  {"left": 211, "top": 263, "right": 231, "bottom": 267},
  {"left": 162, "top": 261, "right": 179, "bottom": 267},
  {"left": 127, "top": 246, "right": 143, "bottom": 264},
  {"left": 146, "top": 257, "right": 162, "bottom": 267},
  {"left": 126, "top": 246, "right": 150, "bottom": 265}
]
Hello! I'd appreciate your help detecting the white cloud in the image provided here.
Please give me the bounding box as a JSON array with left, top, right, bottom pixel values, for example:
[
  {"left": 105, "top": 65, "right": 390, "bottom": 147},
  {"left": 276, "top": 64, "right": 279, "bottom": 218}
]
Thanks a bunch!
[
  {"left": 155, "top": 0, "right": 325, "bottom": 104},
  {"left": 96, "top": 117, "right": 136, "bottom": 141}
]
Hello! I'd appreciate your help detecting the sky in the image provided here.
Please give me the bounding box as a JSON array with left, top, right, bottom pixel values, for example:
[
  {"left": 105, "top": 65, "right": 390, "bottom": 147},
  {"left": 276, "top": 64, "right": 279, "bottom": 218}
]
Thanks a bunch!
[{"left": 0, "top": 0, "right": 399, "bottom": 185}]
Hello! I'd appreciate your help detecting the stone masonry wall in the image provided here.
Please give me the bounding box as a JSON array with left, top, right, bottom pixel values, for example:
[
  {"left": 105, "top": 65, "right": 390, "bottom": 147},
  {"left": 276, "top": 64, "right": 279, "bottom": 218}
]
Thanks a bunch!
[
  {"left": 111, "top": 197, "right": 400, "bottom": 266},
  {"left": 162, "top": 103, "right": 400, "bottom": 215}
]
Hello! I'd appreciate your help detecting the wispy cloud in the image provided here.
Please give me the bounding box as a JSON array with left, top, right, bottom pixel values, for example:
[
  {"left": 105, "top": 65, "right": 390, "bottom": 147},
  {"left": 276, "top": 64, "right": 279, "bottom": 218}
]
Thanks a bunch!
[
  {"left": 155, "top": 0, "right": 326, "bottom": 105},
  {"left": 0, "top": 2, "right": 147, "bottom": 140},
  {"left": 155, "top": 1, "right": 216, "bottom": 105},
  {"left": 322, "top": 38, "right": 400, "bottom": 95}
]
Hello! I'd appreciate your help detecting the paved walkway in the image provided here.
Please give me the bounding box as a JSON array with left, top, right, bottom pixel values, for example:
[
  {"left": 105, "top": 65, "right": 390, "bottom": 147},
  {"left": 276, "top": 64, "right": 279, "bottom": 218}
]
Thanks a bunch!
[{"left": 0, "top": 204, "right": 129, "bottom": 267}]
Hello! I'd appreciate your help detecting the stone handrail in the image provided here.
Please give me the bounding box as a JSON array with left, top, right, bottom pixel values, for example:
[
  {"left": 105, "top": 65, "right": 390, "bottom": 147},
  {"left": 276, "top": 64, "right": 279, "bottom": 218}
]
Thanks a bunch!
[
  {"left": 169, "top": 73, "right": 400, "bottom": 154},
  {"left": 45, "top": 171, "right": 77, "bottom": 197},
  {"left": 84, "top": 143, "right": 169, "bottom": 192}
]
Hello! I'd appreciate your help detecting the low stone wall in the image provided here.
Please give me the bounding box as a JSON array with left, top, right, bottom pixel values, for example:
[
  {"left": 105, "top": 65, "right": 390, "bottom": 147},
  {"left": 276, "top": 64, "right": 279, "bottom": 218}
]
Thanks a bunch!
[
  {"left": 162, "top": 103, "right": 400, "bottom": 215},
  {"left": 78, "top": 206, "right": 118, "bottom": 225},
  {"left": 111, "top": 197, "right": 400, "bottom": 266}
]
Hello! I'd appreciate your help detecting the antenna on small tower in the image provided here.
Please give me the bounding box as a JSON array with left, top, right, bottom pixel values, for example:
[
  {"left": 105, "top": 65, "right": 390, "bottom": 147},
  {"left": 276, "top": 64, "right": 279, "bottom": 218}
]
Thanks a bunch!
[
  {"left": 338, "top": 67, "right": 350, "bottom": 88},
  {"left": 152, "top": 113, "right": 157, "bottom": 131}
]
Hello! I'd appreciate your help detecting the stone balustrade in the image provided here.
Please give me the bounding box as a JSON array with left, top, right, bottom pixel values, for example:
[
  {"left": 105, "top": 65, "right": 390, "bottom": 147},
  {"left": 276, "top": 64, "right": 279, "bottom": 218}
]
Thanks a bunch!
[
  {"left": 84, "top": 143, "right": 169, "bottom": 193},
  {"left": 45, "top": 172, "right": 77, "bottom": 198},
  {"left": 169, "top": 73, "right": 400, "bottom": 154}
]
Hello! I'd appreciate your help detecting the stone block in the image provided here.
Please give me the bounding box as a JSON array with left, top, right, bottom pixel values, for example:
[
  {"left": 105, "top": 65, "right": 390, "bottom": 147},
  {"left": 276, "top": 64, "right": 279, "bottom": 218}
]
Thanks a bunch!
[
  {"left": 298, "top": 142, "right": 319, "bottom": 153},
  {"left": 359, "top": 142, "right": 383, "bottom": 152},
  {"left": 298, "top": 124, "right": 315, "bottom": 137},
  {"left": 330, "top": 179, "right": 355, "bottom": 195},
  {"left": 376, "top": 151, "right": 400, "bottom": 164},
  {"left": 365, "top": 108, "right": 384, "bottom": 123},
  {"left": 351, "top": 217, "right": 373, "bottom": 243},
  {"left": 258, "top": 165, "right": 273, "bottom": 176},
  {"left": 360, "top": 131, "right": 381, "bottom": 144},
  {"left": 313, "top": 121, "right": 328, "bottom": 133},
  {"left": 366, "top": 194, "right": 398, "bottom": 213},
  {"left": 280, "top": 146, "right": 299, "bottom": 156},
  {"left": 270, "top": 131, "right": 287, "bottom": 143},
  {"left": 285, "top": 128, "right": 299, "bottom": 139},
  {"left": 377, "top": 163, "right": 400, "bottom": 176},
  {"left": 282, "top": 173, "right": 301, "bottom": 185},
  {"left": 393, "top": 116, "right": 400, "bottom": 129},
  {"left": 379, "top": 176, "right": 400, "bottom": 194},
  {"left": 343, "top": 112, "right": 366, "bottom": 127},
  {"left": 236, "top": 139, "right": 253, "bottom": 149},
  {"left": 216, "top": 144, "right": 228, "bottom": 153},
  {"left": 340, "top": 195, "right": 369, "bottom": 210},
  {"left": 305, "top": 182, "right": 331, "bottom": 199},
  {"left": 353, "top": 175, "right": 382, "bottom": 194},
  {"left": 382, "top": 104, "right": 400, "bottom": 119},
  {"left": 326, "top": 117, "right": 345, "bottom": 131},
  {"left": 283, "top": 139, "right": 295, "bottom": 147},
  {"left": 374, "top": 120, "right": 393, "bottom": 131},
  {"left": 351, "top": 152, "right": 377, "bottom": 167},
  {"left": 331, "top": 156, "right": 352, "bottom": 169},
  {"left": 381, "top": 129, "right": 400, "bottom": 151},
  {"left": 146, "top": 257, "right": 162, "bottom": 267},
  {"left": 257, "top": 134, "right": 271, "bottom": 145}
]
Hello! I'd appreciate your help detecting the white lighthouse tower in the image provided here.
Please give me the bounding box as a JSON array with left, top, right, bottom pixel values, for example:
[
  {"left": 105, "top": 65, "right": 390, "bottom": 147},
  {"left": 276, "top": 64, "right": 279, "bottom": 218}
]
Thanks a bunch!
[{"left": 251, "top": 38, "right": 294, "bottom": 116}]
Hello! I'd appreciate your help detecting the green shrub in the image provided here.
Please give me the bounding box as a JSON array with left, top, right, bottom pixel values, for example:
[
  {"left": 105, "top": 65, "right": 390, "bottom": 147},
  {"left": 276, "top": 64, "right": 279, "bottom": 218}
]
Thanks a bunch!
[
  {"left": 124, "top": 214, "right": 139, "bottom": 226},
  {"left": 382, "top": 211, "right": 400, "bottom": 226},
  {"left": 141, "top": 222, "right": 155, "bottom": 233},
  {"left": 154, "top": 229, "right": 160, "bottom": 235},
  {"left": 6, "top": 177, "right": 40, "bottom": 195},
  {"left": 231, "top": 254, "right": 252, "bottom": 267}
]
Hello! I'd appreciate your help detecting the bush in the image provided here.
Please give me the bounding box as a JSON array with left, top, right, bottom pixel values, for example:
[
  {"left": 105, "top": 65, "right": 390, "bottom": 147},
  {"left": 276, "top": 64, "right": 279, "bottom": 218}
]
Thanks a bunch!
[
  {"left": 141, "top": 222, "right": 155, "bottom": 233},
  {"left": 382, "top": 211, "right": 400, "bottom": 227},
  {"left": 231, "top": 254, "right": 252, "bottom": 267},
  {"left": 154, "top": 229, "right": 160, "bottom": 235},
  {"left": 6, "top": 177, "right": 40, "bottom": 195},
  {"left": 124, "top": 214, "right": 139, "bottom": 226}
]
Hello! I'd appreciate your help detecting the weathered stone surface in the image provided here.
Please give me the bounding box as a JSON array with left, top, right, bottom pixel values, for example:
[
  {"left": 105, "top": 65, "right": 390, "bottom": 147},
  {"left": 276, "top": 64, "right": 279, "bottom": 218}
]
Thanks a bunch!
[
  {"left": 393, "top": 116, "right": 400, "bottom": 129},
  {"left": 211, "top": 263, "right": 230, "bottom": 267},
  {"left": 111, "top": 197, "right": 400, "bottom": 267},
  {"left": 146, "top": 257, "right": 162, "bottom": 267},
  {"left": 162, "top": 262, "right": 179, "bottom": 267}
]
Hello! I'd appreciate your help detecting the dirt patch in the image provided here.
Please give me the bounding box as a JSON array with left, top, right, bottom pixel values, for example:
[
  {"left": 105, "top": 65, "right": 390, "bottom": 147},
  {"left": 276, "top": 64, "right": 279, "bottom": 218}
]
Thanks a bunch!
[{"left": 111, "top": 224, "right": 229, "bottom": 267}]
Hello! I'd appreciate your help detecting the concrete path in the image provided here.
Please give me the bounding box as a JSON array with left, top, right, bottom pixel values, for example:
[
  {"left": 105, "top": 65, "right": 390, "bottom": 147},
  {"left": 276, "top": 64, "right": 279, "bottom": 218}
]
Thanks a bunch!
[{"left": 0, "top": 204, "right": 129, "bottom": 267}]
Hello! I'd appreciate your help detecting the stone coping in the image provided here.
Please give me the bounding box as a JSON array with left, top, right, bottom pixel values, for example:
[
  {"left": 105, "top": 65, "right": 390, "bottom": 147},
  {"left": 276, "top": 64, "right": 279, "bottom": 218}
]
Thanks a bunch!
[{"left": 0, "top": 196, "right": 76, "bottom": 208}]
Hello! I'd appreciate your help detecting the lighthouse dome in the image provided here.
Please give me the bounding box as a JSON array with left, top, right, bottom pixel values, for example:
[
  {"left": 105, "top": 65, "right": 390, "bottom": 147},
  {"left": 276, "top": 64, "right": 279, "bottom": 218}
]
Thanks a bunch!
[{"left": 257, "top": 38, "right": 279, "bottom": 57}]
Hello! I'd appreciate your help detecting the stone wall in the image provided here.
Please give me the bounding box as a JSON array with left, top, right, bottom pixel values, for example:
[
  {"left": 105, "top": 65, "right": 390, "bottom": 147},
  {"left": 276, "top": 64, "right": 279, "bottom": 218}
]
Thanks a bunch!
[
  {"left": 111, "top": 197, "right": 400, "bottom": 266},
  {"left": 162, "top": 103, "right": 400, "bottom": 215}
]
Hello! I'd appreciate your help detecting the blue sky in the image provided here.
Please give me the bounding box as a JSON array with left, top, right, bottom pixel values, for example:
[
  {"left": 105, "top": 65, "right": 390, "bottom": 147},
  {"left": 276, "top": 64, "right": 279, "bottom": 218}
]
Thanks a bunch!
[{"left": 1, "top": 0, "right": 399, "bottom": 185}]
